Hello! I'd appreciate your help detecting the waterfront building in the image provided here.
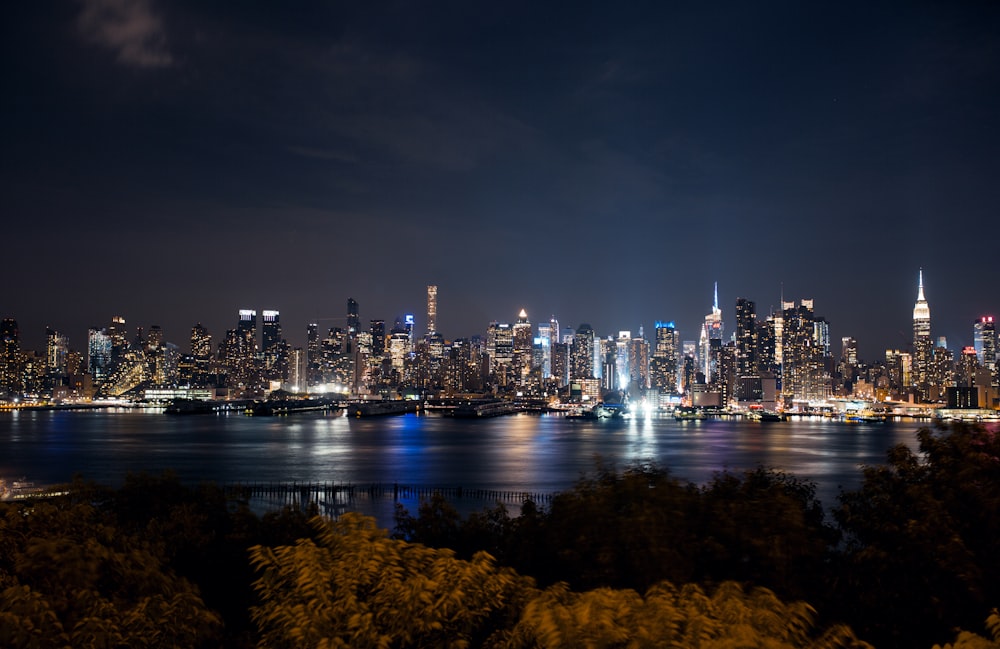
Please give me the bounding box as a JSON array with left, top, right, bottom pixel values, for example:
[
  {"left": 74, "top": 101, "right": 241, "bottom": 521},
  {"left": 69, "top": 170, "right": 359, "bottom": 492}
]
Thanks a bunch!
[{"left": 912, "top": 269, "right": 933, "bottom": 401}]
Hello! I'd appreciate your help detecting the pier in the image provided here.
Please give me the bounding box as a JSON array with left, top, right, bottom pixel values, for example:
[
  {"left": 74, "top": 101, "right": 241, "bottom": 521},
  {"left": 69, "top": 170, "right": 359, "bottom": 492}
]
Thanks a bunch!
[{"left": 224, "top": 480, "right": 553, "bottom": 517}]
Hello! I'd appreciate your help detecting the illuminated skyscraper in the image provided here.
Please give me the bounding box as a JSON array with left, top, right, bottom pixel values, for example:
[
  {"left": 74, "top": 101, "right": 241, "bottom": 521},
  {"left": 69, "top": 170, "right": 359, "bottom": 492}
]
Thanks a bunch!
[
  {"left": 699, "top": 283, "right": 724, "bottom": 381},
  {"left": 426, "top": 286, "right": 437, "bottom": 336},
  {"left": 1, "top": 318, "right": 22, "bottom": 395},
  {"left": 238, "top": 310, "right": 257, "bottom": 348},
  {"left": 628, "top": 332, "right": 650, "bottom": 391},
  {"left": 735, "top": 298, "right": 757, "bottom": 378},
  {"left": 262, "top": 311, "right": 281, "bottom": 354},
  {"left": 651, "top": 321, "right": 679, "bottom": 393},
  {"left": 571, "top": 324, "right": 595, "bottom": 380},
  {"left": 513, "top": 309, "right": 533, "bottom": 384},
  {"left": 615, "top": 331, "right": 631, "bottom": 390},
  {"left": 87, "top": 327, "right": 112, "bottom": 384},
  {"left": 781, "top": 299, "right": 827, "bottom": 405},
  {"left": 108, "top": 315, "right": 127, "bottom": 369},
  {"left": 45, "top": 327, "right": 69, "bottom": 376},
  {"left": 912, "top": 269, "right": 933, "bottom": 401},
  {"left": 974, "top": 316, "right": 996, "bottom": 371}
]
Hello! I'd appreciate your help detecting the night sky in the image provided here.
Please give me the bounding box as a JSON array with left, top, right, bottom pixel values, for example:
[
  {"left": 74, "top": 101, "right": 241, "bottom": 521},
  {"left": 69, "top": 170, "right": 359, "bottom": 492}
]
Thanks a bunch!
[{"left": 4, "top": 1, "right": 998, "bottom": 359}]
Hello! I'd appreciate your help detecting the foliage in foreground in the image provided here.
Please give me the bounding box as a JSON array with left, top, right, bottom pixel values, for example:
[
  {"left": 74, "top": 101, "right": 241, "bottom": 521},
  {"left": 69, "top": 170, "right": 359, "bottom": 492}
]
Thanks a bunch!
[
  {"left": 0, "top": 499, "right": 221, "bottom": 648},
  {"left": 251, "top": 512, "right": 872, "bottom": 649}
]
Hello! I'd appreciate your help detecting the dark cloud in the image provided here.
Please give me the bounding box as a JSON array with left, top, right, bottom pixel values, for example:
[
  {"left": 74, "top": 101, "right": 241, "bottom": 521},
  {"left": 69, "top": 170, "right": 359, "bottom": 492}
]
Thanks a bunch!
[{"left": 76, "top": 0, "right": 173, "bottom": 67}]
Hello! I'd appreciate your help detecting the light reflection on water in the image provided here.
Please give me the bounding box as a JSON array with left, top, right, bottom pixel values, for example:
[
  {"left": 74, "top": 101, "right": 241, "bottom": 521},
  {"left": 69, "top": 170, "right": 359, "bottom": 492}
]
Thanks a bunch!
[{"left": 0, "top": 410, "right": 924, "bottom": 521}]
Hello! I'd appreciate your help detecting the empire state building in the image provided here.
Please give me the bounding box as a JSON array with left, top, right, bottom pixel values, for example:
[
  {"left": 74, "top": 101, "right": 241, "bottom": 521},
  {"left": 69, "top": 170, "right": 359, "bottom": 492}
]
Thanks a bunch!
[{"left": 912, "top": 269, "right": 933, "bottom": 401}]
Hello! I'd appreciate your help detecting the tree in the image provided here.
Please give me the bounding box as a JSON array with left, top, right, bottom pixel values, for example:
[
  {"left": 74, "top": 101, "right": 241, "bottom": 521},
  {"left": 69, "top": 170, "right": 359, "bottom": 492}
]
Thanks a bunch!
[
  {"left": 501, "top": 580, "right": 871, "bottom": 649},
  {"left": 697, "top": 466, "right": 838, "bottom": 602},
  {"left": 250, "top": 512, "right": 534, "bottom": 648},
  {"left": 833, "top": 421, "right": 1000, "bottom": 648},
  {"left": 0, "top": 499, "right": 221, "bottom": 648}
]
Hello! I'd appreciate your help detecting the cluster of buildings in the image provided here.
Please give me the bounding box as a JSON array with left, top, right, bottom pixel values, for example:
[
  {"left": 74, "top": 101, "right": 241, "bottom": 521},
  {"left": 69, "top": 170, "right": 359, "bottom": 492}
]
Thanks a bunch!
[{"left": 1, "top": 275, "right": 997, "bottom": 412}]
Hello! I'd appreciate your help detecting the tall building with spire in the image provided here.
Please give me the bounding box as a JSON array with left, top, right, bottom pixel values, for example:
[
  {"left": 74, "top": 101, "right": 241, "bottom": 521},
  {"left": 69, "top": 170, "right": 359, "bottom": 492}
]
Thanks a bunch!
[
  {"left": 699, "top": 282, "right": 724, "bottom": 381},
  {"left": 912, "top": 269, "right": 933, "bottom": 401}
]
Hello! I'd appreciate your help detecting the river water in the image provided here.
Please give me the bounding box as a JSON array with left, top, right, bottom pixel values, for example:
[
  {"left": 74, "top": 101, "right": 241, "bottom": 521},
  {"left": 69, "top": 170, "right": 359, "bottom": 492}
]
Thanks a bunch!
[
  {"left": 0, "top": 409, "right": 927, "bottom": 524},
  {"left": 0, "top": 410, "right": 920, "bottom": 526}
]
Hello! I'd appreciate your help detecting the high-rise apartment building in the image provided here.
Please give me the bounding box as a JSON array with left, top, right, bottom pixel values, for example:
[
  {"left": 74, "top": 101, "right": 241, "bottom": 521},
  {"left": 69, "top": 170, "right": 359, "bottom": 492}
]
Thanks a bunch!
[
  {"left": 735, "top": 298, "right": 757, "bottom": 378},
  {"left": 571, "top": 324, "right": 595, "bottom": 380},
  {"left": 87, "top": 327, "right": 112, "bottom": 384},
  {"left": 912, "top": 269, "right": 933, "bottom": 401},
  {"left": 651, "top": 321, "right": 679, "bottom": 393},
  {"left": 369, "top": 320, "right": 385, "bottom": 358},
  {"left": 262, "top": 310, "right": 281, "bottom": 354},
  {"left": 781, "top": 299, "right": 828, "bottom": 405},
  {"left": 974, "top": 316, "right": 996, "bottom": 371},
  {"left": 426, "top": 286, "right": 437, "bottom": 337},
  {"left": 45, "top": 327, "right": 69, "bottom": 377},
  {"left": 628, "top": 332, "right": 650, "bottom": 391},
  {"left": 347, "top": 298, "right": 360, "bottom": 336},
  {"left": 1, "top": 318, "right": 22, "bottom": 395},
  {"left": 513, "top": 309, "right": 533, "bottom": 385}
]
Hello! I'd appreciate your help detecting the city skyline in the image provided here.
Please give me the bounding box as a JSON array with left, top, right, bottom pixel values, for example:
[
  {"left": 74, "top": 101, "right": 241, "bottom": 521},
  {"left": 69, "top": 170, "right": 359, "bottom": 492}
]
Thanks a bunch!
[
  {"left": 3, "top": 271, "right": 996, "bottom": 365},
  {"left": 4, "top": 2, "right": 999, "bottom": 357}
]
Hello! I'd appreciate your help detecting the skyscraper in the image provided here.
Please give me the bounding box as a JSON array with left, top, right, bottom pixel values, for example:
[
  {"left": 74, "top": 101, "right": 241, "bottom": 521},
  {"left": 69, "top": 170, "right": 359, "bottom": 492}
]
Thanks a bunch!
[
  {"left": 262, "top": 310, "right": 281, "bottom": 354},
  {"left": 571, "top": 324, "right": 595, "bottom": 380},
  {"left": 651, "top": 321, "right": 678, "bottom": 393},
  {"left": 347, "top": 298, "right": 360, "bottom": 336},
  {"left": 699, "top": 283, "right": 724, "bottom": 381},
  {"left": 87, "top": 327, "right": 112, "bottom": 384},
  {"left": 735, "top": 298, "right": 757, "bottom": 378},
  {"left": 426, "top": 286, "right": 437, "bottom": 337},
  {"left": 781, "top": 299, "right": 827, "bottom": 406},
  {"left": 974, "top": 316, "right": 996, "bottom": 371},
  {"left": 912, "top": 269, "right": 933, "bottom": 401},
  {"left": 513, "top": 309, "right": 533, "bottom": 385},
  {"left": 1, "top": 318, "right": 22, "bottom": 395}
]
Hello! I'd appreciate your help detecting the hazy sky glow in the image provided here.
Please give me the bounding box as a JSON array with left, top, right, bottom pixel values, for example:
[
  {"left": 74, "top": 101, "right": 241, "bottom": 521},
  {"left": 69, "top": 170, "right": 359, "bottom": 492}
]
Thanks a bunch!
[{"left": 4, "top": 1, "right": 998, "bottom": 357}]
